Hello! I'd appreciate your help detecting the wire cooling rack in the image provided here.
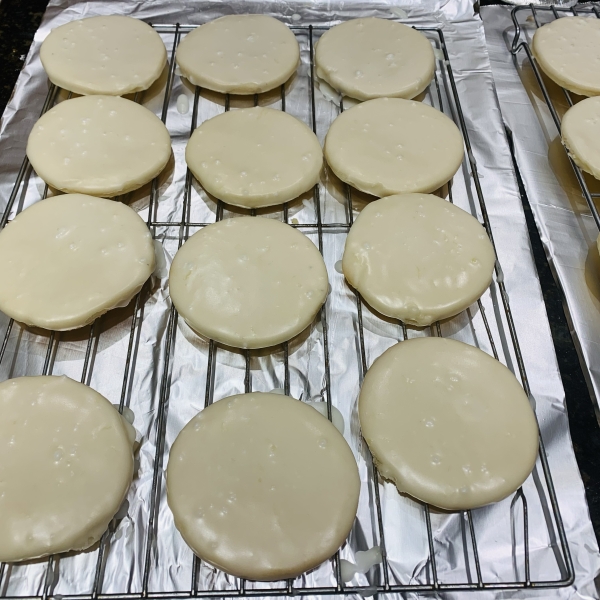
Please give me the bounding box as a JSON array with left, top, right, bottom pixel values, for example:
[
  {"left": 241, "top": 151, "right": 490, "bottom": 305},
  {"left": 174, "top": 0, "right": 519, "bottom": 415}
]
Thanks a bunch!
[
  {"left": 0, "top": 19, "right": 574, "bottom": 598},
  {"left": 511, "top": 3, "right": 600, "bottom": 233}
]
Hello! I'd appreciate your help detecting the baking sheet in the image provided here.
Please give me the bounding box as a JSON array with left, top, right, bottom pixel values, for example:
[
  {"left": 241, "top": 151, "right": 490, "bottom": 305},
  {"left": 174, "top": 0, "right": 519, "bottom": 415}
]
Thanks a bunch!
[{"left": 0, "top": 1, "right": 598, "bottom": 598}]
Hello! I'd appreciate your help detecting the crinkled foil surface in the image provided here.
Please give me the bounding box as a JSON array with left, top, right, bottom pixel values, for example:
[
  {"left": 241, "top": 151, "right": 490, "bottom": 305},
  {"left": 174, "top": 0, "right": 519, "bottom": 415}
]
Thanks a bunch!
[{"left": 0, "top": 1, "right": 598, "bottom": 598}]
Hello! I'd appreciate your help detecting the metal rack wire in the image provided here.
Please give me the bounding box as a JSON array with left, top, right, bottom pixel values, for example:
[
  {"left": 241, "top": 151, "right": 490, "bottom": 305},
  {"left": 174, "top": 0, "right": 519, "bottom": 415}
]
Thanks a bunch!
[
  {"left": 511, "top": 3, "right": 600, "bottom": 232},
  {"left": 0, "top": 19, "right": 574, "bottom": 599}
]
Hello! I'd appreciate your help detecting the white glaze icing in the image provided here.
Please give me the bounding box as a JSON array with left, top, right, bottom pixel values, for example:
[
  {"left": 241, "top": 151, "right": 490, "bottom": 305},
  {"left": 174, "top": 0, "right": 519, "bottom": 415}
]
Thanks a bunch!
[
  {"left": 0, "top": 194, "right": 154, "bottom": 331},
  {"left": 324, "top": 98, "right": 463, "bottom": 197},
  {"left": 0, "top": 376, "right": 134, "bottom": 562},
  {"left": 176, "top": 15, "right": 299, "bottom": 94},
  {"left": 186, "top": 107, "right": 322, "bottom": 208},
  {"left": 561, "top": 96, "right": 600, "bottom": 180},
  {"left": 532, "top": 16, "right": 600, "bottom": 97},
  {"left": 176, "top": 94, "right": 190, "bottom": 115},
  {"left": 26, "top": 95, "right": 171, "bottom": 197},
  {"left": 305, "top": 401, "right": 345, "bottom": 434},
  {"left": 315, "top": 18, "right": 434, "bottom": 101},
  {"left": 340, "top": 546, "right": 383, "bottom": 582},
  {"left": 342, "top": 194, "right": 495, "bottom": 326},
  {"left": 169, "top": 217, "right": 328, "bottom": 349},
  {"left": 359, "top": 338, "right": 539, "bottom": 510},
  {"left": 167, "top": 392, "right": 360, "bottom": 580},
  {"left": 40, "top": 16, "right": 166, "bottom": 96}
]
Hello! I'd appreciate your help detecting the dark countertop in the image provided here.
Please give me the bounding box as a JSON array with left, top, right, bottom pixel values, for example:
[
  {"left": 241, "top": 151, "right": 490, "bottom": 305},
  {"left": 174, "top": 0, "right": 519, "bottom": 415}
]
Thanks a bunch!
[
  {"left": 0, "top": 0, "right": 49, "bottom": 111},
  {"left": 1, "top": 0, "right": 599, "bottom": 543}
]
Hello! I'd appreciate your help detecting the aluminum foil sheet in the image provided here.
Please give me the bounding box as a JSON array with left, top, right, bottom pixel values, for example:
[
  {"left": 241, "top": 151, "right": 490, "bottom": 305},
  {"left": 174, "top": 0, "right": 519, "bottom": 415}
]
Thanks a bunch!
[{"left": 0, "top": 1, "right": 598, "bottom": 598}]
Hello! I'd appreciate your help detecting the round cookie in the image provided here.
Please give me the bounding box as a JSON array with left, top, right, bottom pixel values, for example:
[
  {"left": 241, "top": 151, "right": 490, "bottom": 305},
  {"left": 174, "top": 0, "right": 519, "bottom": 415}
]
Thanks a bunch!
[
  {"left": 186, "top": 107, "right": 322, "bottom": 208},
  {"left": 0, "top": 375, "right": 135, "bottom": 562},
  {"left": 359, "top": 338, "right": 539, "bottom": 511},
  {"left": 0, "top": 194, "right": 154, "bottom": 331},
  {"left": 40, "top": 15, "right": 166, "bottom": 96},
  {"left": 176, "top": 15, "right": 299, "bottom": 94},
  {"left": 315, "top": 18, "right": 435, "bottom": 101},
  {"left": 561, "top": 96, "right": 600, "bottom": 180},
  {"left": 532, "top": 16, "right": 600, "bottom": 97},
  {"left": 169, "top": 217, "right": 328, "bottom": 349},
  {"left": 324, "top": 98, "right": 463, "bottom": 197},
  {"left": 26, "top": 95, "right": 171, "bottom": 197},
  {"left": 342, "top": 194, "right": 495, "bottom": 326},
  {"left": 167, "top": 392, "right": 360, "bottom": 580}
]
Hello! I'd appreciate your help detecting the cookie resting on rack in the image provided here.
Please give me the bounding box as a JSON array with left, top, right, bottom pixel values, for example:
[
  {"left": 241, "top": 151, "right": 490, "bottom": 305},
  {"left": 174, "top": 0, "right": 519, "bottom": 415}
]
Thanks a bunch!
[
  {"left": 561, "top": 96, "right": 600, "bottom": 181},
  {"left": 168, "top": 217, "right": 328, "bottom": 349},
  {"left": 315, "top": 18, "right": 435, "bottom": 101},
  {"left": 26, "top": 95, "right": 171, "bottom": 197},
  {"left": 342, "top": 193, "right": 495, "bottom": 326},
  {"left": 0, "top": 194, "right": 154, "bottom": 331},
  {"left": 324, "top": 97, "right": 463, "bottom": 197},
  {"left": 40, "top": 15, "right": 167, "bottom": 96},
  {"left": 186, "top": 107, "right": 322, "bottom": 208},
  {"left": 0, "top": 376, "right": 135, "bottom": 562},
  {"left": 176, "top": 15, "right": 300, "bottom": 94},
  {"left": 532, "top": 16, "right": 600, "bottom": 97},
  {"left": 359, "top": 337, "right": 539, "bottom": 511},
  {"left": 167, "top": 392, "right": 360, "bottom": 581}
]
